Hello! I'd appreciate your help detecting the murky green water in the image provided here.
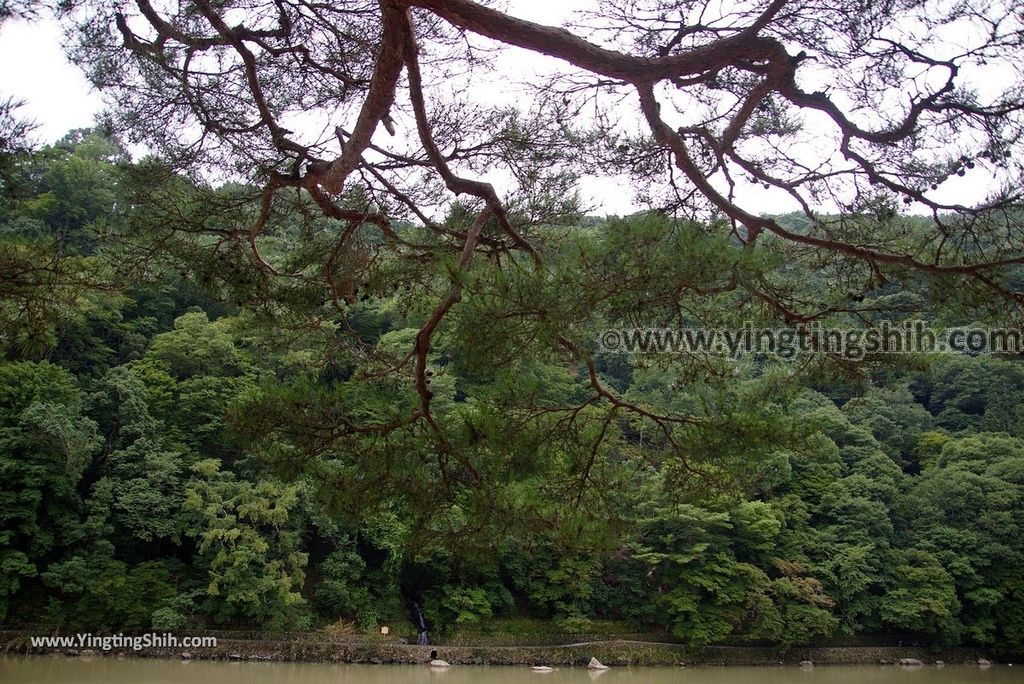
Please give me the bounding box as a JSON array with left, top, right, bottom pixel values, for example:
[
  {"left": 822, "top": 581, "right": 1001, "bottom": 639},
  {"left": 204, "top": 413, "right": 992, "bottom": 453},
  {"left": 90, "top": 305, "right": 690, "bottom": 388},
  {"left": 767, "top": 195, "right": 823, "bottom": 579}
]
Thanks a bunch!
[{"left": 3, "top": 657, "right": 1024, "bottom": 684}]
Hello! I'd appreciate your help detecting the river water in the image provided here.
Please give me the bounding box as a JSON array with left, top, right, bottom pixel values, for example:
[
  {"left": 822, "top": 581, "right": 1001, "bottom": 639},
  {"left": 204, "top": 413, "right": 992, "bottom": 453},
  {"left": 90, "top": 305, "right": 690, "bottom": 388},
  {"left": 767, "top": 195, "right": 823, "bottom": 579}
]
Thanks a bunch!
[{"left": 3, "top": 658, "right": 1024, "bottom": 684}]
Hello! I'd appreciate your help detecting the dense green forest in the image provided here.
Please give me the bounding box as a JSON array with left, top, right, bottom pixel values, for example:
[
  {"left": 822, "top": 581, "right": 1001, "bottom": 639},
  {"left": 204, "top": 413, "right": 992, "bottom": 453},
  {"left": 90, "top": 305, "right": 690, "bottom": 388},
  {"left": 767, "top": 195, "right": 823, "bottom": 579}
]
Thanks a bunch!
[{"left": 2, "top": 128, "right": 1023, "bottom": 652}]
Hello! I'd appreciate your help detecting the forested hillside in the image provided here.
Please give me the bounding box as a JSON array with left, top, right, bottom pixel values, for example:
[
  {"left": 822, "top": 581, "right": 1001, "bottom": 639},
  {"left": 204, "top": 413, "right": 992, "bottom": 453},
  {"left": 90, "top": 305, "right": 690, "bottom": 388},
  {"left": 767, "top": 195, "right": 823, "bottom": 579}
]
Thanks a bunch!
[{"left": 2, "top": 129, "right": 1023, "bottom": 652}]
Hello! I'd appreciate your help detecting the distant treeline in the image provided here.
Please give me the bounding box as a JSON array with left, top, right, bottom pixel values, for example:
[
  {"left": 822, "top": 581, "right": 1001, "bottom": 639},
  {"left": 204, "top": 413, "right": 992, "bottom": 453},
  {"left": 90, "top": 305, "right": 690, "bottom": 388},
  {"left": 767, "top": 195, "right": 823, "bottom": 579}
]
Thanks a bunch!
[{"left": 2, "top": 130, "right": 1024, "bottom": 652}]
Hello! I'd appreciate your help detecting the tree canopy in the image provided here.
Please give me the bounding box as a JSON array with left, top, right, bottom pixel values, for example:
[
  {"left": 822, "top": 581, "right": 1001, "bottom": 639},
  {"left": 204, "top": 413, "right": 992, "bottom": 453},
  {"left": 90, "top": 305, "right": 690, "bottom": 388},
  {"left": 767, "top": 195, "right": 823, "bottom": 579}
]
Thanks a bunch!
[
  {"left": 32, "top": 0, "right": 1021, "bottom": 455},
  {"left": 1, "top": 0, "right": 1024, "bottom": 654}
]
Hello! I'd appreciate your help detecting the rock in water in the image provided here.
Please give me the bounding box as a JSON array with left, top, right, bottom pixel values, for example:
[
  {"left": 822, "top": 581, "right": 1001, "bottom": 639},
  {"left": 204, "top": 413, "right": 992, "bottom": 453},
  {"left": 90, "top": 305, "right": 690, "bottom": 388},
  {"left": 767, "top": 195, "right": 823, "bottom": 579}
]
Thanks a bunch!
[
  {"left": 429, "top": 659, "right": 451, "bottom": 668},
  {"left": 799, "top": 660, "right": 813, "bottom": 668},
  {"left": 588, "top": 657, "right": 609, "bottom": 670},
  {"left": 531, "top": 666, "right": 554, "bottom": 672},
  {"left": 898, "top": 658, "right": 923, "bottom": 667},
  {"left": 978, "top": 658, "right": 993, "bottom": 667}
]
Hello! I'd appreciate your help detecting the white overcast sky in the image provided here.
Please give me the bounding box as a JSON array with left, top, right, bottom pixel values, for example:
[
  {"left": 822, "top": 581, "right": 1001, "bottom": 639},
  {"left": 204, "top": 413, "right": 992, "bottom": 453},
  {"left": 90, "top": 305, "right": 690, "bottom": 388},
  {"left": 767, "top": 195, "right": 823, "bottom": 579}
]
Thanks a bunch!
[{"left": 0, "top": 18, "right": 101, "bottom": 141}]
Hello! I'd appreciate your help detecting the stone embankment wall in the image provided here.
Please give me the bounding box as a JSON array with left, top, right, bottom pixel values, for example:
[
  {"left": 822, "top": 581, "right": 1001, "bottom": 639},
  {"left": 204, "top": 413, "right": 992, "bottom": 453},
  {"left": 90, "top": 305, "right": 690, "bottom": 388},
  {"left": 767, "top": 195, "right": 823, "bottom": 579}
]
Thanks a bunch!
[{"left": 1, "top": 631, "right": 998, "bottom": 666}]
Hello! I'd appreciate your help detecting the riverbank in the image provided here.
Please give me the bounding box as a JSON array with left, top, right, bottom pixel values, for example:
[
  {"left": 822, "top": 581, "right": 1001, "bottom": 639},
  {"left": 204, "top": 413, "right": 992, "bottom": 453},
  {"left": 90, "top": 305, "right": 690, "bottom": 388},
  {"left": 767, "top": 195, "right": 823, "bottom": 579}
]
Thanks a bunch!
[{"left": 1, "top": 632, "right": 1001, "bottom": 666}]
